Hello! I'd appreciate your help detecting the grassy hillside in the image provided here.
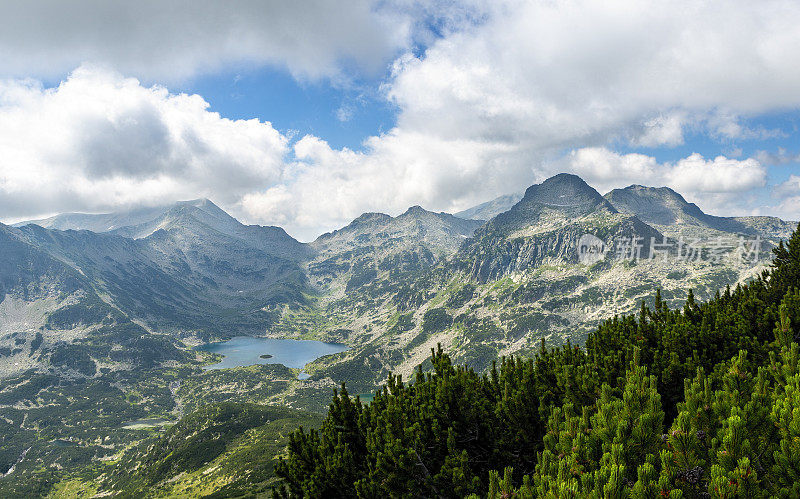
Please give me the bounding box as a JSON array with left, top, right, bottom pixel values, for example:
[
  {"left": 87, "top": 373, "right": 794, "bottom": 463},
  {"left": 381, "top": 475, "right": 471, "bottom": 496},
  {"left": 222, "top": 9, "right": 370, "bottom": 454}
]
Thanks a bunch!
[{"left": 49, "top": 403, "right": 322, "bottom": 499}]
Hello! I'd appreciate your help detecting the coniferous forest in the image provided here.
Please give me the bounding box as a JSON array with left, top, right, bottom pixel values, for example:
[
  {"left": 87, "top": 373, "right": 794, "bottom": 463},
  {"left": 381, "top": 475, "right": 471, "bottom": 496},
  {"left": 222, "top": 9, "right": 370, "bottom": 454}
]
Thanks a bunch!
[{"left": 274, "top": 224, "right": 800, "bottom": 498}]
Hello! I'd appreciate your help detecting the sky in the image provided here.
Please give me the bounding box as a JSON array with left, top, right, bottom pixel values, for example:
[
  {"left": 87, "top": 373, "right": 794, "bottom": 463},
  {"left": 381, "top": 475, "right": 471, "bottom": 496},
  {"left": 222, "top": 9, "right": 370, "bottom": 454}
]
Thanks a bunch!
[{"left": 1, "top": 0, "right": 800, "bottom": 241}]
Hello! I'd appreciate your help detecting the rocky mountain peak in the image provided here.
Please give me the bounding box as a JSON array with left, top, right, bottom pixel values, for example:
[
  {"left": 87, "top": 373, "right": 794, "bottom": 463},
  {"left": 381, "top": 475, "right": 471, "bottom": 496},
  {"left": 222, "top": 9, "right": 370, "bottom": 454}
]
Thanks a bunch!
[
  {"left": 480, "top": 174, "right": 616, "bottom": 234},
  {"left": 603, "top": 184, "right": 760, "bottom": 235},
  {"left": 454, "top": 193, "right": 523, "bottom": 221},
  {"left": 401, "top": 205, "right": 428, "bottom": 217},
  {"left": 604, "top": 185, "right": 702, "bottom": 226},
  {"left": 520, "top": 173, "right": 613, "bottom": 210},
  {"left": 335, "top": 212, "right": 393, "bottom": 233},
  {"left": 14, "top": 198, "right": 238, "bottom": 239}
]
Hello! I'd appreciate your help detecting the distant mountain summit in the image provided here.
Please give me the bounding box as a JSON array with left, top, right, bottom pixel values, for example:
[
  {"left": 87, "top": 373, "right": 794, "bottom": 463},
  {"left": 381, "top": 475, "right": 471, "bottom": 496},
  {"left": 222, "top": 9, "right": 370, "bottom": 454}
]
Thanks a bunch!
[
  {"left": 308, "top": 205, "right": 483, "bottom": 295},
  {"left": 16, "top": 199, "right": 221, "bottom": 236},
  {"left": 604, "top": 185, "right": 796, "bottom": 239},
  {"left": 1, "top": 173, "right": 795, "bottom": 382},
  {"left": 17, "top": 199, "right": 307, "bottom": 260},
  {"left": 107, "top": 198, "right": 245, "bottom": 240},
  {"left": 454, "top": 193, "right": 523, "bottom": 221},
  {"left": 313, "top": 205, "right": 482, "bottom": 255},
  {"left": 491, "top": 173, "right": 617, "bottom": 232},
  {"left": 521, "top": 173, "right": 611, "bottom": 209},
  {"left": 4, "top": 200, "right": 311, "bottom": 354},
  {"left": 604, "top": 185, "right": 706, "bottom": 227},
  {"left": 460, "top": 174, "right": 661, "bottom": 281},
  {"left": 19, "top": 198, "right": 237, "bottom": 237},
  {"left": 454, "top": 174, "right": 616, "bottom": 223}
]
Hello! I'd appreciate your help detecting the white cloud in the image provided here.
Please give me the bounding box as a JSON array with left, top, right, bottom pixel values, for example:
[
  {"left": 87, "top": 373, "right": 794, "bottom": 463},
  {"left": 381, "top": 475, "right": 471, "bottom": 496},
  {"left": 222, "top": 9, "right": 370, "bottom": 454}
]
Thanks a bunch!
[
  {"left": 776, "top": 200, "right": 800, "bottom": 221},
  {"left": 335, "top": 105, "right": 354, "bottom": 123},
  {"left": 0, "top": 0, "right": 409, "bottom": 81},
  {"left": 569, "top": 148, "right": 767, "bottom": 196},
  {"left": 668, "top": 154, "right": 766, "bottom": 194},
  {"left": 775, "top": 175, "right": 800, "bottom": 198},
  {"left": 387, "top": 0, "right": 800, "bottom": 148},
  {"left": 239, "top": 0, "right": 800, "bottom": 236},
  {"left": 238, "top": 142, "right": 768, "bottom": 238},
  {"left": 3, "top": 1, "right": 800, "bottom": 237},
  {"left": 634, "top": 113, "right": 687, "bottom": 147},
  {"left": 273, "top": 0, "right": 797, "bottom": 226},
  {"left": 756, "top": 148, "right": 800, "bottom": 166},
  {"left": 0, "top": 66, "right": 290, "bottom": 218},
  {"left": 564, "top": 147, "right": 767, "bottom": 215},
  {"left": 240, "top": 131, "right": 522, "bottom": 240},
  {"left": 564, "top": 148, "right": 660, "bottom": 189}
]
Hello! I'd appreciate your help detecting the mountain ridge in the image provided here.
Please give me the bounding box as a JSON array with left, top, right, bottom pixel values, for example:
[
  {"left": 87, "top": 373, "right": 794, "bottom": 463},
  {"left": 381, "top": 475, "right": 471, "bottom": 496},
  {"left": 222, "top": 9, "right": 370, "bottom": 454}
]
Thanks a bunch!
[
  {"left": 1, "top": 173, "right": 797, "bottom": 497},
  {"left": 0, "top": 174, "right": 794, "bottom": 382},
  {"left": 459, "top": 174, "right": 661, "bottom": 282}
]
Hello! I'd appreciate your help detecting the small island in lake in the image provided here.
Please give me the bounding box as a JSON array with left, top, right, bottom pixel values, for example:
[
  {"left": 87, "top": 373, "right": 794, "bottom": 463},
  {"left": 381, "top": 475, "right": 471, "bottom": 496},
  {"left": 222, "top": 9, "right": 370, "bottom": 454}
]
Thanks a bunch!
[{"left": 196, "top": 337, "right": 348, "bottom": 370}]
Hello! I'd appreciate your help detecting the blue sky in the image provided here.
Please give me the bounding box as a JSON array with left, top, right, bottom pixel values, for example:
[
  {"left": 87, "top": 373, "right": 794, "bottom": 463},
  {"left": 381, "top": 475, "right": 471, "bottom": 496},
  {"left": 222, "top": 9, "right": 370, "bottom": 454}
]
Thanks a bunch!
[
  {"left": 620, "top": 112, "right": 800, "bottom": 211},
  {"left": 182, "top": 65, "right": 800, "bottom": 218},
  {"left": 1, "top": 1, "right": 800, "bottom": 240},
  {"left": 182, "top": 67, "right": 398, "bottom": 152},
  {"left": 185, "top": 70, "right": 800, "bottom": 181}
]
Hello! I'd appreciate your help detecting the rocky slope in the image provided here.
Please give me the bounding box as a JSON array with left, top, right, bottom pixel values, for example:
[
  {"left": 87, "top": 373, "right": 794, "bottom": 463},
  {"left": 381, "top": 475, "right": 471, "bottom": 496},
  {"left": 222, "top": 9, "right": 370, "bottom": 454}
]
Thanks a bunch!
[
  {"left": 460, "top": 174, "right": 661, "bottom": 282},
  {"left": 1, "top": 201, "right": 313, "bottom": 380},
  {"left": 3, "top": 179, "right": 792, "bottom": 386},
  {"left": 0, "top": 223, "right": 190, "bottom": 379},
  {"left": 605, "top": 184, "right": 796, "bottom": 241},
  {"left": 307, "top": 206, "right": 483, "bottom": 297},
  {"left": 277, "top": 174, "right": 782, "bottom": 393}
]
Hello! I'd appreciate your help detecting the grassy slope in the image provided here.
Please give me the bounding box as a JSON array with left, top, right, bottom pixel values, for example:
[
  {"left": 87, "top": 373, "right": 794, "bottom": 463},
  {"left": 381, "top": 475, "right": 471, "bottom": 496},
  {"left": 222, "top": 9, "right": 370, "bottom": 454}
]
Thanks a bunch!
[{"left": 58, "top": 403, "right": 323, "bottom": 499}]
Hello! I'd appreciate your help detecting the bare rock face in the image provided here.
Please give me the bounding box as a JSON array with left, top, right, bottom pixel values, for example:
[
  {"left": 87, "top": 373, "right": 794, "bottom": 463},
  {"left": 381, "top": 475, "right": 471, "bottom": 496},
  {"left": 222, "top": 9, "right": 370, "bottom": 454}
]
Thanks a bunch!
[
  {"left": 307, "top": 205, "right": 483, "bottom": 294},
  {"left": 603, "top": 184, "right": 798, "bottom": 241},
  {"left": 459, "top": 174, "right": 661, "bottom": 282},
  {"left": 2, "top": 200, "right": 314, "bottom": 379}
]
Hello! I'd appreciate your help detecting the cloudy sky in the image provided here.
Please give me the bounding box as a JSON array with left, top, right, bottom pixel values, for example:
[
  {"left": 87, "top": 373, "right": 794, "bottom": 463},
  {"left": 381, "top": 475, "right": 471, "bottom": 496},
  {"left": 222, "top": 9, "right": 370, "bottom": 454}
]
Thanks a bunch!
[{"left": 1, "top": 0, "right": 800, "bottom": 241}]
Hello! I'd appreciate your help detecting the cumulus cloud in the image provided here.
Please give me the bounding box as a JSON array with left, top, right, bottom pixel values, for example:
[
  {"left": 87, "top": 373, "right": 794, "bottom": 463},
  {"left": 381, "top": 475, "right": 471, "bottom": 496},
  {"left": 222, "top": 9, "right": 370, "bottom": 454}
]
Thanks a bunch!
[
  {"left": 634, "top": 113, "right": 687, "bottom": 148},
  {"left": 0, "top": 66, "right": 289, "bottom": 219},
  {"left": 564, "top": 147, "right": 767, "bottom": 214},
  {"left": 239, "top": 143, "right": 766, "bottom": 240},
  {"left": 3, "top": 0, "right": 800, "bottom": 237},
  {"left": 772, "top": 177, "right": 800, "bottom": 221},
  {"left": 0, "top": 0, "right": 408, "bottom": 81},
  {"left": 239, "top": 0, "right": 800, "bottom": 236},
  {"left": 756, "top": 148, "right": 800, "bottom": 166},
  {"left": 775, "top": 175, "right": 800, "bottom": 198},
  {"left": 388, "top": 0, "right": 800, "bottom": 148},
  {"left": 668, "top": 154, "right": 766, "bottom": 194},
  {"left": 240, "top": 131, "right": 523, "bottom": 239},
  {"left": 574, "top": 148, "right": 769, "bottom": 215},
  {"left": 282, "top": 0, "right": 798, "bottom": 224}
]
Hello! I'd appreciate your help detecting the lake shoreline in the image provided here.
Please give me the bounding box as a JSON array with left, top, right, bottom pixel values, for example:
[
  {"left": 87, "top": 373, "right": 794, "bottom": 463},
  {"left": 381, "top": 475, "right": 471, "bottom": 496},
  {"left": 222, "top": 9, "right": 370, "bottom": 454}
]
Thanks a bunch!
[{"left": 195, "top": 336, "right": 348, "bottom": 371}]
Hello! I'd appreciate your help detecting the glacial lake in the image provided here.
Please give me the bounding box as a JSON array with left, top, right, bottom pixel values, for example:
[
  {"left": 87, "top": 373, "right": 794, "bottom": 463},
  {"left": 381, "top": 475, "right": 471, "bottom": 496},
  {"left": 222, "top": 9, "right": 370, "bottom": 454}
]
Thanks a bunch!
[{"left": 197, "top": 336, "right": 348, "bottom": 371}]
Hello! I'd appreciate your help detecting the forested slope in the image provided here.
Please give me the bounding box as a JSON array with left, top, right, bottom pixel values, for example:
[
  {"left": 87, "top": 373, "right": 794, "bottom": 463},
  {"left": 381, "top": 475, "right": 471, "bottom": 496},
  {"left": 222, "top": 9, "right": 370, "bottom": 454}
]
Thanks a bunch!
[{"left": 274, "top": 223, "right": 800, "bottom": 498}]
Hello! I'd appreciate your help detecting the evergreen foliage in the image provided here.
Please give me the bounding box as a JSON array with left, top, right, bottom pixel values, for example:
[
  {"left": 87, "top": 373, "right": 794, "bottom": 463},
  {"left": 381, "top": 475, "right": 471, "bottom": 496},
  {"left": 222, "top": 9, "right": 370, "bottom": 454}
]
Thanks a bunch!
[{"left": 275, "top": 224, "right": 800, "bottom": 497}]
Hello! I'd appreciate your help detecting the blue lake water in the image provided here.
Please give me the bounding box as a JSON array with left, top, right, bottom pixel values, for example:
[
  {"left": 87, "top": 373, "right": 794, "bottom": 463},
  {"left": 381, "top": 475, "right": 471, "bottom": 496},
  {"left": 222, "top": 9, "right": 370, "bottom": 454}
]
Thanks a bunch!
[{"left": 197, "top": 336, "right": 348, "bottom": 371}]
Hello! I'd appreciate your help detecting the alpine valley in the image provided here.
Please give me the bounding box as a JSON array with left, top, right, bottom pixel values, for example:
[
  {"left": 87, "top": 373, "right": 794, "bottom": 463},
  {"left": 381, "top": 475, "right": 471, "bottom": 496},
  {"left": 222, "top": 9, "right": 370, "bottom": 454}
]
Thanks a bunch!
[{"left": 0, "top": 173, "right": 795, "bottom": 497}]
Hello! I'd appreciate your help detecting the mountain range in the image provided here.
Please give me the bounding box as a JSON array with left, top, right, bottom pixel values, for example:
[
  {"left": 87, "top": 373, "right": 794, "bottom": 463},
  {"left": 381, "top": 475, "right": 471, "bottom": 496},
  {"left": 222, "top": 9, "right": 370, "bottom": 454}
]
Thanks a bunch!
[
  {"left": 2, "top": 173, "right": 794, "bottom": 381},
  {"left": 1, "top": 172, "right": 797, "bottom": 496}
]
